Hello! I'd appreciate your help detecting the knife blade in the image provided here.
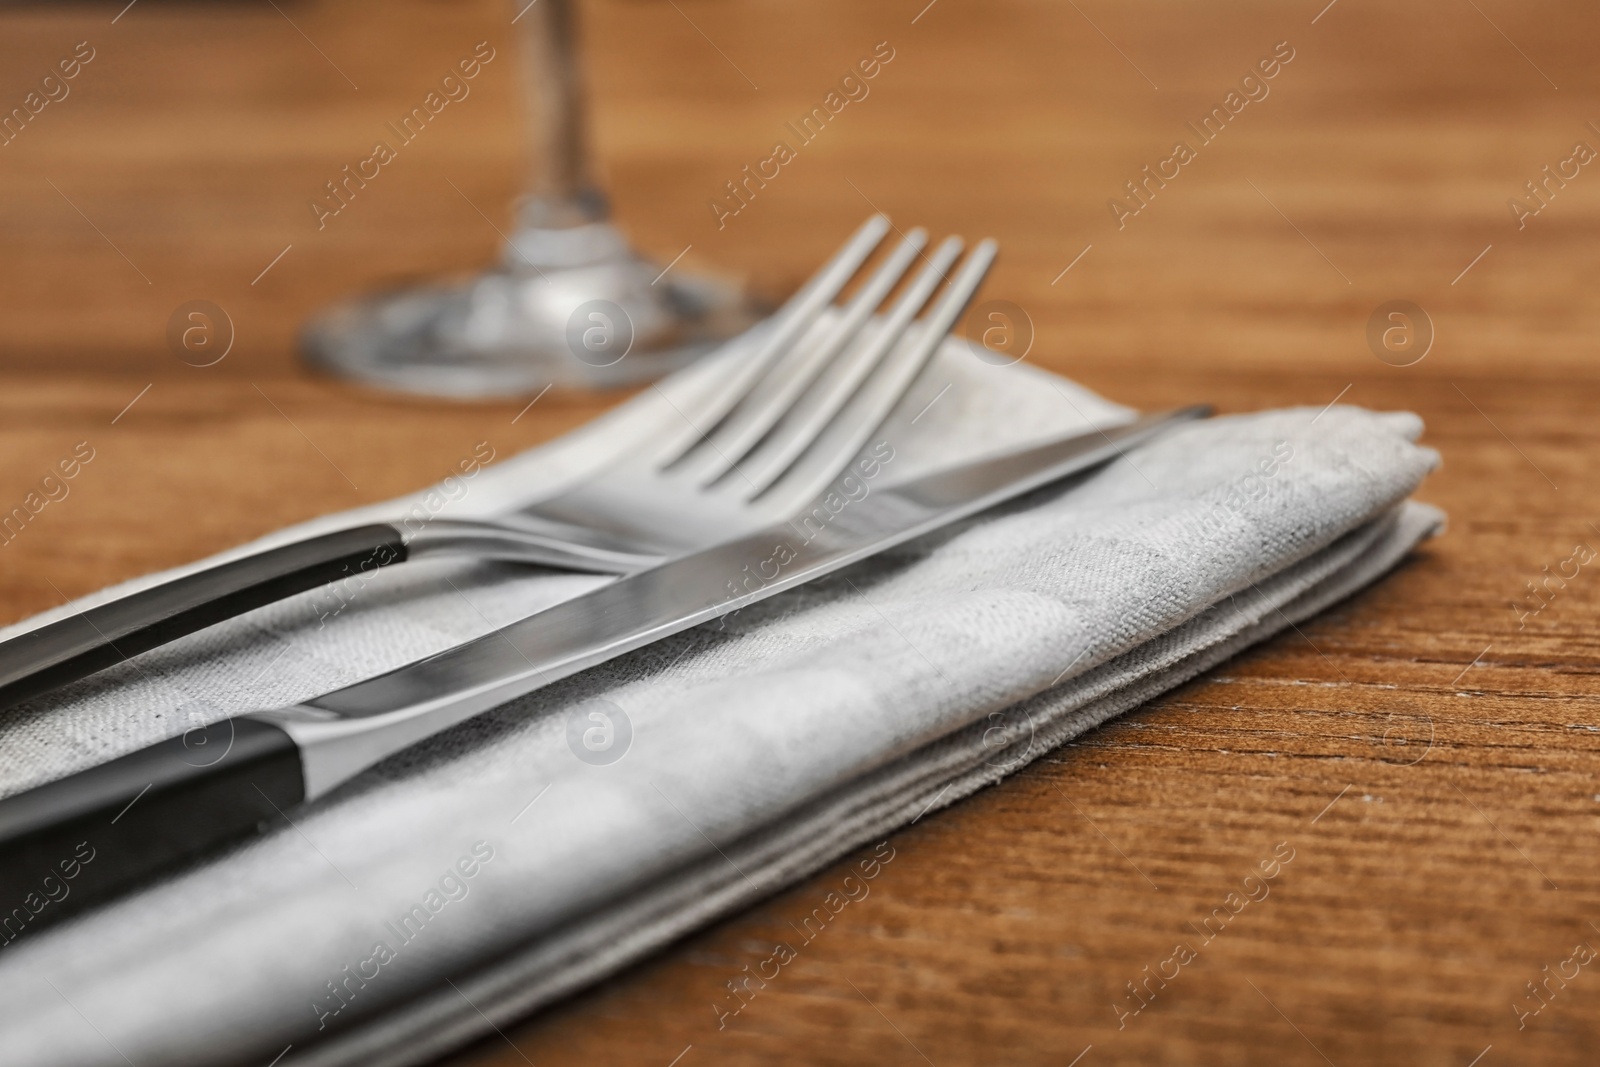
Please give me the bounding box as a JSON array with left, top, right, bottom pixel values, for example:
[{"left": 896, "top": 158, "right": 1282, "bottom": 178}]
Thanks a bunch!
[{"left": 0, "top": 405, "right": 1206, "bottom": 936}]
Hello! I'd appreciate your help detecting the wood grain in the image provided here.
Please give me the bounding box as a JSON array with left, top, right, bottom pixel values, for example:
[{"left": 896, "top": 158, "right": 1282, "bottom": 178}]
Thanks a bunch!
[{"left": 4, "top": 0, "right": 1600, "bottom": 1064}]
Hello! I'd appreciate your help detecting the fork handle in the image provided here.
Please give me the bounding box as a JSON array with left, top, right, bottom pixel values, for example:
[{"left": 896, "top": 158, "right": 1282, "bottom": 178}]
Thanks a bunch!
[
  {"left": 0, "top": 524, "right": 411, "bottom": 711},
  {"left": 0, "top": 517, "right": 662, "bottom": 712}
]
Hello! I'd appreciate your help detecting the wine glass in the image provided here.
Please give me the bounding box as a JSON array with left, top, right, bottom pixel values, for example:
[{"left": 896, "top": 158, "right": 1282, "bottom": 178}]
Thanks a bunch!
[{"left": 300, "top": 0, "right": 761, "bottom": 396}]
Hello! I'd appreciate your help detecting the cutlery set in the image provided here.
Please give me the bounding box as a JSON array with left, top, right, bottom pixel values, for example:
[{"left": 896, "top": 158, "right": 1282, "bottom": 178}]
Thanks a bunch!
[{"left": 0, "top": 216, "right": 1206, "bottom": 933}]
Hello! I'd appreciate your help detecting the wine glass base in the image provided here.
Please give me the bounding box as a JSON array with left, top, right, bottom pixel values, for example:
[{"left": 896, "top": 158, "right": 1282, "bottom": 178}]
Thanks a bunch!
[{"left": 300, "top": 222, "right": 765, "bottom": 398}]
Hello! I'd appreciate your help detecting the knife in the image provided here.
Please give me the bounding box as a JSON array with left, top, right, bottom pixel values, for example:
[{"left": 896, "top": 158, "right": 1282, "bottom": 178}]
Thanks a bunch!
[{"left": 0, "top": 405, "right": 1206, "bottom": 937}]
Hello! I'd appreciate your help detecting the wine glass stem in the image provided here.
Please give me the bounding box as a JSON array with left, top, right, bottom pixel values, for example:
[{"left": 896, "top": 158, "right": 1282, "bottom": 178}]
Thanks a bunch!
[{"left": 516, "top": 0, "right": 605, "bottom": 223}]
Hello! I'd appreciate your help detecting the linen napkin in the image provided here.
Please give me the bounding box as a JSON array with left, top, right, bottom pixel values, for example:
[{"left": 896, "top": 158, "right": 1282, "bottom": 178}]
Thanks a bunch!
[{"left": 0, "top": 338, "right": 1441, "bottom": 1067}]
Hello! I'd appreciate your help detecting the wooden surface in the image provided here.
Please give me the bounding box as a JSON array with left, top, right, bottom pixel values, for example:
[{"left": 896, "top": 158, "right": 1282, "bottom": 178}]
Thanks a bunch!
[{"left": 4, "top": 1, "right": 1600, "bottom": 1064}]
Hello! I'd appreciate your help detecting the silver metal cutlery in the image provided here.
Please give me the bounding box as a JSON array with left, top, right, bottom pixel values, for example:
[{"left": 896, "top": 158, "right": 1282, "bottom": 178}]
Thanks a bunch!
[
  {"left": 0, "top": 216, "right": 996, "bottom": 710},
  {"left": 0, "top": 405, "right": 1207, "bottom": 936}
]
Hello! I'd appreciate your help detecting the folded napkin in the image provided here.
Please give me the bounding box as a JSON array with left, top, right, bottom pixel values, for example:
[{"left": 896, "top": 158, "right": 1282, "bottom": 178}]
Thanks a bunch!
[{"left": 0, "top": 341, "right": 1441, "bottom": 1067}]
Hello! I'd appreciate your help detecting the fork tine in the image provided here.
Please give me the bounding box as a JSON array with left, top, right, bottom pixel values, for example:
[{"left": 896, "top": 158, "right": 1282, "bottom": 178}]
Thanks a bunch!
[
  {"left": 725, "top": 235, "right": 965, "bottom": 497},
  {"left": 680, "top": 228, "right": 930, "bottom": 486},
  {"left": 655, "top": 214, "right": 891, "bottom": 468},
  {"left": 746, "top": 238, "right": 998, "bottom": 509}
]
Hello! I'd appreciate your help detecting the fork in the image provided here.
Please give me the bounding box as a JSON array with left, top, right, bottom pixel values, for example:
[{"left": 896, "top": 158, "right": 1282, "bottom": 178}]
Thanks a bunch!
[{"left": 0, "top": 216, "right": 998, "bottom": 709}]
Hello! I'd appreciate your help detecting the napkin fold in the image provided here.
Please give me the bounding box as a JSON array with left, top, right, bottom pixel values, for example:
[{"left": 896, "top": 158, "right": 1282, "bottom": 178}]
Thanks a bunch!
[{"left": 0, "top": 343, "right": 1441, "bottom": 1067}]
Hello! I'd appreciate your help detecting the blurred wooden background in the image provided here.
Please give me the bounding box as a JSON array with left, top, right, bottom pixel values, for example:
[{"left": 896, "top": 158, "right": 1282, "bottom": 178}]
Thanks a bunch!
[{"left": 3, "top": 0, "right": 1600, "bottom": 1064}]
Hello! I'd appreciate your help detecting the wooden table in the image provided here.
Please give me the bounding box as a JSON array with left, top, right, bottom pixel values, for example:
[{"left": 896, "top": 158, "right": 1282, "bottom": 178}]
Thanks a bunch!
[{"left": 3, "top": 1, "right": 1599, "bottom": 1063}]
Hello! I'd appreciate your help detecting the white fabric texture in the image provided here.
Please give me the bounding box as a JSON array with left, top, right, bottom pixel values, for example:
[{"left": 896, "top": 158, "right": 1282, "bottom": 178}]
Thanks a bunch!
[{"left": 0, "top": 341, "right": 1441, "bottom": 1067}]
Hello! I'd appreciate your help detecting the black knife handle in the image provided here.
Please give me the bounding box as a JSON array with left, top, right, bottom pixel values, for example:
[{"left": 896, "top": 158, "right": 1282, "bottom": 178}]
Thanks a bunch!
[
  {"left": 0, "top": 524, "right": 407, "bottom": 711},
  {"left": 0, "top": 717, "right": 303, "bottom": 944}
]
